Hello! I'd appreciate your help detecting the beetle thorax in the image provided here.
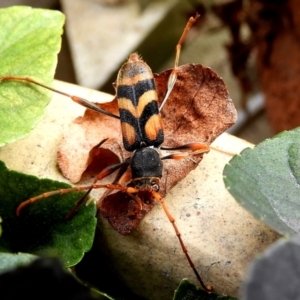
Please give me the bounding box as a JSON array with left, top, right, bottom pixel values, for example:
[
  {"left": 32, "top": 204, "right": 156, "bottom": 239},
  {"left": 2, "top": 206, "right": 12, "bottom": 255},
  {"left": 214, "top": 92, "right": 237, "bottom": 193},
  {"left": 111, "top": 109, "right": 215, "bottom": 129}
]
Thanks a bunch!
[{"left": 131, "top": 147, "right": 163, "bottom": 180}]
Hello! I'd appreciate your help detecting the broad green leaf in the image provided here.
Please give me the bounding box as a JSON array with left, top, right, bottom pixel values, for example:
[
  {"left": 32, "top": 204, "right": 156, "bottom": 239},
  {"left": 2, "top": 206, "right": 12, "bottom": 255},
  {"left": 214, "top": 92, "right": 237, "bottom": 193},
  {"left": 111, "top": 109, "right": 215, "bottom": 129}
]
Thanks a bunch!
[
  {"left": 91, "top": 287, "right": 115, "bottom": 300},
  {"left": 0, "top": 160, "right": 96, "bottom": 266},
  {"left": 173, "top": 280, "right": 236, "bottom": 300},
  {"left": 0, "top": 6, "right": 64, "bottom": 146},
  {"left": 0, "top": 255, "right": 115, "bottom": 299},
  {"left": 0, "top": 252, "right": 36, "bottom": 274},
  {"left": 0, "top": 257, "right": 99, "bottom": 299},
  {"left": 223, "top": 127, "right": 300, "bottom": 236},
  {"left": 242, "top": 234, "right": 300, "bottom": 300}
]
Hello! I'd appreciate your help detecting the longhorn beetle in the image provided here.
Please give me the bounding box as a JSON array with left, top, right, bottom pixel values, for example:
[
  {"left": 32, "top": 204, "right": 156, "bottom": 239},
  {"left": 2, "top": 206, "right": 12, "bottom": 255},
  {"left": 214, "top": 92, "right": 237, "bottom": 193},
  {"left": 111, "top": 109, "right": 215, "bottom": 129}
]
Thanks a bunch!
[{"left": 2, "top": 14, "right": 212, "bottom": 291}]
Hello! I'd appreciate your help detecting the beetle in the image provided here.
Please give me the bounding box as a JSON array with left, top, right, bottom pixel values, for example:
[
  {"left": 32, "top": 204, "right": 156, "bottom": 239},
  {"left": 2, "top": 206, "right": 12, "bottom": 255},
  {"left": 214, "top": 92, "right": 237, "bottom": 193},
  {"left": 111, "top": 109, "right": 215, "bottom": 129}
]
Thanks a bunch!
[{"left": 2, "top": 13, "right": 212, "bottom": 291}]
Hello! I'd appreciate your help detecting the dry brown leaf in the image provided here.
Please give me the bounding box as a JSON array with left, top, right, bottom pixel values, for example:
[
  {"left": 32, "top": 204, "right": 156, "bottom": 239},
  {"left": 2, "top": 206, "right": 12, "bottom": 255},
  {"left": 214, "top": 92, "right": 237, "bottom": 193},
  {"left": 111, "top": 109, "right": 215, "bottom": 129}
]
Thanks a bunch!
[
  {"left": 57, "top": 62, "right": 237, "bottom": 234},
  {"left": 100, "top": 190, "right": 155, "bottom": 235},
  {"left": 156, "top": 64, "right": 237, "bottom": 196},
  {"left": 57, "top": 100, "right": 125, "bottom": 183}
]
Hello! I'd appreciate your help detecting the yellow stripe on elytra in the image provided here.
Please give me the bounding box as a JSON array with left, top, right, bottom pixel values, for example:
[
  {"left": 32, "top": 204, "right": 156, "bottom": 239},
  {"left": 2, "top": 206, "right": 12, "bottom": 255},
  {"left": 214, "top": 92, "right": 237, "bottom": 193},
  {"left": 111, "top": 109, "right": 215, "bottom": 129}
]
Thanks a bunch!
[
  {"left": 121, "top": 122, "right": 137, "bottom": 147},
  {"left": 145, "top": 114, "right": 163, "bottom": 141},
  {"left": 118, "top": 89, "right": 157, "bottom": 118}
]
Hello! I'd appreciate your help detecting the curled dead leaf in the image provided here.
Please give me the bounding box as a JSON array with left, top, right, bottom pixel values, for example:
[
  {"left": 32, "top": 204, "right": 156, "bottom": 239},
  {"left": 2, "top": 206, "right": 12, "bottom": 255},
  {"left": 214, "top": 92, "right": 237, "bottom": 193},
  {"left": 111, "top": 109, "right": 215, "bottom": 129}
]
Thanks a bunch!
[
  {"left": 100, "top": 190, "right": 155, "bottom": 235},
  {"left": 157, "top": 64, "right": 236, "bottom": 145},
  {"left": 57, "top": 100, "right": 125, "bottom": 183},
  {"left": 155, "top": 64, "right": 237, "bottom": 196}
]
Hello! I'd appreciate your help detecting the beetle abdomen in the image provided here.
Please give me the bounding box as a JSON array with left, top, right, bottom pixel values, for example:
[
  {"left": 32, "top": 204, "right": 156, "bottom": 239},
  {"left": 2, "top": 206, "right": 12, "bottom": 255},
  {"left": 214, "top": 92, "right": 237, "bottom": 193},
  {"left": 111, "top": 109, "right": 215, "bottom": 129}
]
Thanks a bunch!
[{"left": 117, "top": 53, "right": 164, "bottom": 151}]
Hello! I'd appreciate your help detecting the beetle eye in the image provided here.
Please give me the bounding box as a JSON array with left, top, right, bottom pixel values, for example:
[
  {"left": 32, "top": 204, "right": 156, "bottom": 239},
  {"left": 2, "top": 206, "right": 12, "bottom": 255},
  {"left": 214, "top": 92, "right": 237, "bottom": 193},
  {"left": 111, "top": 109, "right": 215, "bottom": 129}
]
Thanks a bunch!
[
  {"left": 151, "top": 182, "right": 159, "bottom": 192},
  {"left": 135, "top": 182, "right": 141, "bottom": 188}
]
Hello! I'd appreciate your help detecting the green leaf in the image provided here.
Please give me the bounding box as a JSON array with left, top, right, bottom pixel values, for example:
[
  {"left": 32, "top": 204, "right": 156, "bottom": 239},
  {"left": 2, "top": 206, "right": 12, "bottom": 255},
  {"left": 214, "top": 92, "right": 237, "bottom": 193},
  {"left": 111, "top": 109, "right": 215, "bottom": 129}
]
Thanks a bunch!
[
  {"left": 0, "top": 160, "right": 96, "bottom": 266},
  {"left": 223, "top": 127, "right": 300, "bottom": 236},
  {"left": 242, "top": 234, "right": 300, "bottom": 300},
  {"left": 288, "top": 143, "right": 300, "bottom": 184},
  {"left": 90, "top": 287, "right": 116, "bottom": 300},
  {"left": 0, "top": 6, "right": 64, "bottom": 146},
  {"left": 173, "top": 280, "right": 236, "bottom": 300},
  {"left": 0, "top": 257, "right": 99, "bottom": 299},
  {"left": 0, "top": 255, "right": 115, "bottom": 299},
  {"left": 0, "top": 252, "right": 37, "bottom": 275}
]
